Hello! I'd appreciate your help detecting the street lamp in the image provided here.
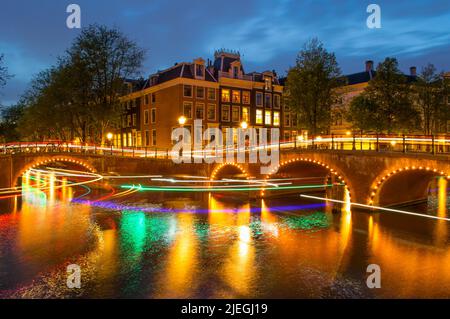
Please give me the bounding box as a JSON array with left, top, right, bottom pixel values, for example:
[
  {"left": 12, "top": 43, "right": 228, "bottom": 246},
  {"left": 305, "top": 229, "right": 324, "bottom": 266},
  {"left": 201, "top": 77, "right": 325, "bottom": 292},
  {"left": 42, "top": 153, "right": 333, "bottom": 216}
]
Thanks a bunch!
[
  {"left": 106, "top": 132, "right": 113, "bottom": 141},
  {"left": 240, "top": 121, "right": 248, "bottom": 129},
  {"left": 178, "top": 116, "right": 187, "bottom": 126}
]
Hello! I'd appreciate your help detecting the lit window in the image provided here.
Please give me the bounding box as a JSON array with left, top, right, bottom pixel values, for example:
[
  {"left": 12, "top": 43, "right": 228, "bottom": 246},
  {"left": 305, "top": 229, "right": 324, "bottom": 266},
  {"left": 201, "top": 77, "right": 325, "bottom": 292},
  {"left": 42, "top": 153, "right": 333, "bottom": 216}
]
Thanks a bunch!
[
  {"left": 273, "top": 112, "right": 280, "bottom": 126},
  {"left": 232, "top": 90, "right": 241, "bottom": 103},
  {"left": 256, "top": 109, "right": 263, "bottom": 124},
  {"left": 208, "top": 88, "right": 216, "bottom": 100},
  {"left": 242, "top": 91, "right": 250, "bottom": 104},
  {"left": 221, "top": 89, "right": 230, "bottom": 102},
  {"left": 265, "top": 111, "right": 271, "bottom": 125},
  {"left": 144, "top": 110, "right": 149, "bottom": 125},
  {"left": 184, "top": 85, "right": 193, "bottom": 97},
  {"left": 264, "top": 77, "right": 272, "bottom": 90},
  {"left": 242, "top": 107, "right": 249, "bottom": 122},
  {"left": 222, "top": 105, "right": 230, "bottom": 122},
  {"left": 151, "top": 108, "right": 156, "bottom": 123},
  {"left": 207, "top": 104, "right": 216, "bottom": 121},
  {"left": 256, "top": 92, "right": 263, "bottom": 106},
  {"left": 196, "top": 87, "right": 205, "bottom": 99},
  {"left": 183, "top": 102, "right": 192, "bottom": 118},
  {"left": 232, "top": 106, "right": 240, "bottom": 122},
  {"left": 196, "top": 103, "right": 204, "bottom": 119}
]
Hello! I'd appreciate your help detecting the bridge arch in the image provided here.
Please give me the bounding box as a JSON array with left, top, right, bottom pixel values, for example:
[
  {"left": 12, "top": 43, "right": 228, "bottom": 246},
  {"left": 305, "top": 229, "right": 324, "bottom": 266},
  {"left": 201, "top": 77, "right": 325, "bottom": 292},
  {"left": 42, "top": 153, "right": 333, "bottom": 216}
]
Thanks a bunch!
[
  {"left": 263, "top": 157, "right": 353, "bottom": 200},
  {"left": 13, "top": 156, "right": 97, "bottom": 187},
  {"left": 369, "top": 165, "right": 450, "bottom": 207},
  {"left": 210, "top": 162, "right": 249, "bottom": 180}
]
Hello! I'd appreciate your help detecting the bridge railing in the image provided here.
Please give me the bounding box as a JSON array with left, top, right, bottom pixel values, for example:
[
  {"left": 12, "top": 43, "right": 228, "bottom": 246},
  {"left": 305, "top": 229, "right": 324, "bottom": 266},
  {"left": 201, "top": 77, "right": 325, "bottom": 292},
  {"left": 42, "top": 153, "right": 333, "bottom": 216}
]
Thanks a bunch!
[{"left": 1, "top": 134, "right": 449, "bottom": 158}]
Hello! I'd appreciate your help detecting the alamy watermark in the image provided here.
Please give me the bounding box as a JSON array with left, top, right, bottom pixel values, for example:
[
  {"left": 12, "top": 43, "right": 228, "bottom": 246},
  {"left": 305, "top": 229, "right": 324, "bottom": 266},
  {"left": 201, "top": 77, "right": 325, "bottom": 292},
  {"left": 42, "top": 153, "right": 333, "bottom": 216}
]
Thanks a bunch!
[
  {"left": 66, "top": 263, "right": 81, "bottom": 289},
  {"left": 367, "top": 4, "right": 381, "bottom": 29},
  {"left": 171, "top": 120, "right": 279, "bottom": 174},
  {"left": 66, "top": 4, "right": 81, "bottom": 29}
]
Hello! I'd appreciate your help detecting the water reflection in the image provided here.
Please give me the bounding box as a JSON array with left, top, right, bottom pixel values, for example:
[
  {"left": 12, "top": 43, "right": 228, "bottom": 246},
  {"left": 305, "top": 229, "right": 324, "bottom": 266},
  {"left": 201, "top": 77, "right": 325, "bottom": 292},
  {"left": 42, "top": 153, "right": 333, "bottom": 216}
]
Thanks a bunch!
[{"left": 0, "top": 171, "right": 449, "bottom": 298}]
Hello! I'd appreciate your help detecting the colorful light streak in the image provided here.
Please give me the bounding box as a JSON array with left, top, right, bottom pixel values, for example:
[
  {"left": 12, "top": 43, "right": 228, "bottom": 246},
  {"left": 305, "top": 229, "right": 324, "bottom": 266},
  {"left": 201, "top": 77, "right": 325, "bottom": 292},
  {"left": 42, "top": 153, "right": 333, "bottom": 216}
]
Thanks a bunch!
[{"left": 300, "top": 194, "right": 450, "bottom": 222}]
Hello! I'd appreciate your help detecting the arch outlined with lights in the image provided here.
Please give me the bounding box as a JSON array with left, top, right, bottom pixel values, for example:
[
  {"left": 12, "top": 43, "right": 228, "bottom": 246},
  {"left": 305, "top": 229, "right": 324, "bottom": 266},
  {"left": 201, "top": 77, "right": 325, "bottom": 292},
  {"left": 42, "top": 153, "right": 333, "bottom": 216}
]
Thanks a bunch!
[
  {"left": 210, "top": 162, "right": 250, "bottom": 180},
  {"left": 262, "top": 157, "right": 352, "bottom": 199},
  {"left": 369, "top": 165, "right": 450, "bottom": 206},
  {"left": 15, "top": 156, "right": 97, "bottom": 186}
]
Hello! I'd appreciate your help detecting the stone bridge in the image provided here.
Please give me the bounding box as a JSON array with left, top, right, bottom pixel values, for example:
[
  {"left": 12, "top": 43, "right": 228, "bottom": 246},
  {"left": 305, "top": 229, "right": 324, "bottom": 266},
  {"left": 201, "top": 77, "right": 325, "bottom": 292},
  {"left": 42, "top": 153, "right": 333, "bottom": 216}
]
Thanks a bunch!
[{"left": 1, "top": 150, "right": 449, "bottom": 207}]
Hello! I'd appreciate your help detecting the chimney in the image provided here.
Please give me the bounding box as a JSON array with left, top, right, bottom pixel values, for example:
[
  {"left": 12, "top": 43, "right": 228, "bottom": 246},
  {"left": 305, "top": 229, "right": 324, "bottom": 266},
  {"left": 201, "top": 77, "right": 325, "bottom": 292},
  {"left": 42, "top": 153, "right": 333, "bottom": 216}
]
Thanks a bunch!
[
  {"left": 365, "top": 60, "right": 374, "bottom": 72},
  {"left": 410, "top": 66, "right": 417, "bottom": 77}
]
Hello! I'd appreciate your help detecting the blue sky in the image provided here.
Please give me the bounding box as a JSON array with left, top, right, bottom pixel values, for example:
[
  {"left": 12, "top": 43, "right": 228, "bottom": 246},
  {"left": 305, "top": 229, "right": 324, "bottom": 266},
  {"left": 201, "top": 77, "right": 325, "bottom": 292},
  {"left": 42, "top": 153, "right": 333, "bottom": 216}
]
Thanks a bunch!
[{"left": 0, "top": 0, "right": 449, "bottom": 106}]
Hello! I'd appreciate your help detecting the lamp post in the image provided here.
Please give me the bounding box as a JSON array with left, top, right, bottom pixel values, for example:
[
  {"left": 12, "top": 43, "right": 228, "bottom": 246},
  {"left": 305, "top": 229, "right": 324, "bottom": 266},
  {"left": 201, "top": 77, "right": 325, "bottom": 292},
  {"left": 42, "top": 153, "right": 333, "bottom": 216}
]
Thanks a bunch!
[{"left": 177, "top": 116, "right": 187, "bottom": 158}]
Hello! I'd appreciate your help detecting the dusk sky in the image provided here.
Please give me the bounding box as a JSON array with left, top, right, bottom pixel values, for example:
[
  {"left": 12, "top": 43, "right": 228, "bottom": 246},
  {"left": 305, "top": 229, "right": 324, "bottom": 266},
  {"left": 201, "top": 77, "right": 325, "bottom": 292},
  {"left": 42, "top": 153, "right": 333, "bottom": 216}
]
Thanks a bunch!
[{"left": 0, "top": 0, "right": 449, "bottom": 106}]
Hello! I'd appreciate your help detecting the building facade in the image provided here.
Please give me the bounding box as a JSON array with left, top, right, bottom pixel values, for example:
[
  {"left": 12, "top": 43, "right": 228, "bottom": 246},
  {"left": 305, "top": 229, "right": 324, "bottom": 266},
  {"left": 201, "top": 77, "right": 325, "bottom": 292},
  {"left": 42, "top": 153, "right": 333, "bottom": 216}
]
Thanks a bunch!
[{"left": 115, "top": 50, "right": 295, "bottom": 149}]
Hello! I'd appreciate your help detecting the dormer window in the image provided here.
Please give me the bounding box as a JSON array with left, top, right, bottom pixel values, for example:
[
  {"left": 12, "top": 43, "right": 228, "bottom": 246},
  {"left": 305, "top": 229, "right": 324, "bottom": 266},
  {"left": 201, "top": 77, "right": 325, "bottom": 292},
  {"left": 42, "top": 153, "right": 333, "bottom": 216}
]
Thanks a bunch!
[
  {"left": 196, "top": 64, "right": 204, "bottom": 78},
  {"left": 233, "top": 66, "right": 239, "bottom": 79},
  {"left": 264, "top": 77, "right": 272, "bottom": 91}
]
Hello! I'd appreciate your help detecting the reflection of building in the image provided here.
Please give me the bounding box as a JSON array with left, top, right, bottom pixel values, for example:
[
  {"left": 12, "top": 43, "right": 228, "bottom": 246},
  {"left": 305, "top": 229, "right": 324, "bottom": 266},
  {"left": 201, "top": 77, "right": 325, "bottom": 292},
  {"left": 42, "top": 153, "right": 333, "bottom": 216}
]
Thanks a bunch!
[{"left": 115, "top": 50, "right": 290, "bottom": 149}]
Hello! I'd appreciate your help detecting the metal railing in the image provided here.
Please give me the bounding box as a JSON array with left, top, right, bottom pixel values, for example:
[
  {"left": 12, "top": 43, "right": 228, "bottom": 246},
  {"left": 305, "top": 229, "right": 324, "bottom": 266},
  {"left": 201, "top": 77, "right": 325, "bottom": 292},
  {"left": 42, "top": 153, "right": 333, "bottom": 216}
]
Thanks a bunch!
[{"left": 1, "top": 134, "right": 449, "bottom": 158}]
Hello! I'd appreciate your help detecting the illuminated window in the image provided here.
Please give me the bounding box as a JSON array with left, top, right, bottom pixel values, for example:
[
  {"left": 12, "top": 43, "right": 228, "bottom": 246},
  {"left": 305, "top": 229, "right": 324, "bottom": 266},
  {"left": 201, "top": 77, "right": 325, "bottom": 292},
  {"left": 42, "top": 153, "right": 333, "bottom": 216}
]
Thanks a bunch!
[
  {"left": 232, "top": 90, "right": 241, "bottom": 103},
  {"left": 184, "top": 85, "right": 193, "bottom": 97},
  {"left": 265, "top": 111, "right": 271, "bottom": 125},
  {"left": 207, "top": 104, "right": 216, "bottom": 121},
  {"left": 242, "top": 107, "right": 249, "bottom": 122},
  {"left": 195, "top": 103, "right": 204, "bottom": 119},
  {"left": 221, "top": 89, "right": 230, "bottom": 102},
  {"left": 196, "top": 87, "right": 205, "bottom": 99},
  {"left": 183, "top": 102, "right": 192, "bottom": 118},
  {"left": 256, "top": 92, "right": 263, "bottom": 106},
  {"left": 264, "top": 77, "right": 272, "bottom": 90},
  {"left": 242, "top": 91, "right": 250, "bottom": 104},
  {"left": 208, "top": 88, "right": 216, "bottom": 100},
  {"left": 273, "top": 111, "right": 280, "bottom": 126},
  {"left": 232, "top": 106, "right": 240, "bottom": 122},
  {"left": 274, "top": 95, "right": 281, "bottom": 108},
  {"left": 256, "top": 109, "right": 263, "bottom": 124},
  {"left": 222, "top": 105, "right": 230, "bottom": 122}
]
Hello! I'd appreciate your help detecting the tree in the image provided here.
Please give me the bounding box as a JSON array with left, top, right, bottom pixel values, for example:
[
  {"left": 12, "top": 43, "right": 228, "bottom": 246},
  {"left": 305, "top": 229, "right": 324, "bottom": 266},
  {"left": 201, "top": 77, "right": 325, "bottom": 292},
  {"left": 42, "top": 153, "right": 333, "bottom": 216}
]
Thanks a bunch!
[
  {"left": 0, "top": 54, "right": 11, "bottom": 90},
  {"left": 285, "top": 38, "right": 343, "bottom": 135},
  {"left": 0, "top": 104, "right": 25, "bottom": 141},
  {"left": 67, "top": 24, "right": 145, "bottom": 143},
  {"left": 347, "top": 57, "right": 419, "bottom": 133},
  {"left": 413, "top": 64, "right": 450, "bottom": 134}
]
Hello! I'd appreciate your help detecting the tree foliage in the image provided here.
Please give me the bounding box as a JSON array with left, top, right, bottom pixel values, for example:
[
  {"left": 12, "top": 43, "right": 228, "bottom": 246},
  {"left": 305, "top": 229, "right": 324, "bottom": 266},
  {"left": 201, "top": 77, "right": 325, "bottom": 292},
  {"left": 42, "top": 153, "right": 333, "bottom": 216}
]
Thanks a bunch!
[
  {"left": 347, "top": 58, "right": 420, "bottom": 133},
  {"left": 16, "top": 24, "right": 145, "bottom": 143},
  {"left": 285, "top": 38, "right": 343, "bottom": 135}
]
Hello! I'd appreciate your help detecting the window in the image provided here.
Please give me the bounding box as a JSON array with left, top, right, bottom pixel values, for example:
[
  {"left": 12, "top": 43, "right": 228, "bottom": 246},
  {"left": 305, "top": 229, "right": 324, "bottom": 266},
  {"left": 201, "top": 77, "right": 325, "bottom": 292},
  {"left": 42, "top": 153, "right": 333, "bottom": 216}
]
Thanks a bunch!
[
  {"left": 145, "top": 94, "right": 149, "bottom": 105},
  {"left": 274, "top": 95, "right": 281, "bottom": 109},
  {"left": 196, "top": 87, "right": 205, "bottom": 99},
  {"left": 284, "top": 103, "right": 290, "bottom": 112},
  {"left": 152, "top": 93, "right": 156, "bottom": 103},
  {"left": 292, "top": 113, "right": 297, "bottom": 127},
  {"left": 284, "top": 113, "right": 291, "bottom": 127},
  {"left": 256, "top": 92, "right": 263, "bottom": 106},
  {"left": 221, "top": 105, "right": 230, "bottom": 122},
  {"left": 184, "top": 85, "right": 193, "bottom": 97},
  {"left": 284, "top": 132, "right": 290, "bottom": 141},
  {"left": 232, "top": 90, "right": 240, "bottom": 104},
  {"left": 273, "top": 111, "right": 280, "bottom": 126},
  {"left": 122, "top": 116, "right": 127, "bottom": 128},
  {"left": 242, "top": 107, "right": 249, "bottom": 122},
  {"left": 256, "top": 109, "right": 263, "bottom": 124},
  {"left": 221, "top": 89, "right": 230, "bottom": 102},
  {"left": 207, "top": 104, "right": 216, "bottom": 121},
  {"left": 132, "top": 113, "right": 137, "bottom": 126},
  {"left": 208, "top": 88, "right": 216, "bottom": 100},
  {"left": 152, "top": 130, "right": 156, "bottom": 146},
  {"left": 233, "top": 66, "right": 239, "bottom": 79},
  {"left": 196, "top": 64, "right": 204, "bottom": 77},
  {"left": 264, "top": 77, "right": 272, "bottom": 91},
  {"left": 242, "top": 91, "right": 250, "bottom": 104},
  {"left": 145, "top": 130, "right": 150, "bottom": 146},
  {"left": 183, "top": 102, "right": 193, "bottom": 118},
  {"left": 127, "top": 101, "right": 131, "bottom": 110},
  {"left": 195, "top": 103, "right": 204, "bottom": 120},
  {"left": 265, "top": 111, "right": 271, "bottom": 125},
  {"left": 232, "top": 106, "right": 240, "bottom": 122},
  {"left": 264, "top": 94, "right": 272, "bottom": 108},
  {"left": 151, "top": 108, "right": 156, "bottom": 123},
  {"left": 144, "top": 110, "right": 149, "bottom": 125}
]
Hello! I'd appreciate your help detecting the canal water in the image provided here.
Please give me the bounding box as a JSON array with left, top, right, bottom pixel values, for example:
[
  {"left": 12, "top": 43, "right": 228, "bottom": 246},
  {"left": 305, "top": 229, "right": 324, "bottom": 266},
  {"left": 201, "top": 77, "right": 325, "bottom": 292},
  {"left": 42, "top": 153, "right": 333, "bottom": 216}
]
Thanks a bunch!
[{"left": 0, "top": 177, "right": 449, "bottom": 298}]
